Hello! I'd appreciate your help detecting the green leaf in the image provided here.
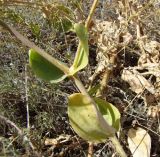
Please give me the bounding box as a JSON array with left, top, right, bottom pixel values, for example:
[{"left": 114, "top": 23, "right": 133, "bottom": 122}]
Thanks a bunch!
[
  {"left": 29, "top": 49, "right": 66, "bottom": 83},
  {"left": 94, "top": 98, "right": 120, "bottom": 131},
  {"left": 68, "top": 93, "right": 120, "bottom": 143},
  {"left": 69, "top": 23, "right": 89, "bottom": 75}
]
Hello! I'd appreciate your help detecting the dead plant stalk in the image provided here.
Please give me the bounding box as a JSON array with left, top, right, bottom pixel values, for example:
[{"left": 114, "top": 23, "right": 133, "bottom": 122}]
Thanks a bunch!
[{"left": 0, "top": 114, "right": 40, "bottom": 156}]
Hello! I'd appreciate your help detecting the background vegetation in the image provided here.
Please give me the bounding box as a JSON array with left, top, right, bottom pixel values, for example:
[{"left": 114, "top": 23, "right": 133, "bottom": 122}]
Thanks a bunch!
[{"left": 0, "top": 0, "right": 160, "bottom": 156}]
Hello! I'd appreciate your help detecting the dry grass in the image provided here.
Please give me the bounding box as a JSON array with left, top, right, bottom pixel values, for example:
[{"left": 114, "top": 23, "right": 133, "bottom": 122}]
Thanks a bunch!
[{"left": 0, "top": 0, "right": 160, "bottom": 156}]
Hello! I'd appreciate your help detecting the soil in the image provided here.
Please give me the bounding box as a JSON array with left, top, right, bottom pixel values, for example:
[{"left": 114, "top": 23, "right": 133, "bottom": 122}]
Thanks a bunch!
[{"left": 0, "top": 1, "right": 160, "bottom": 157}]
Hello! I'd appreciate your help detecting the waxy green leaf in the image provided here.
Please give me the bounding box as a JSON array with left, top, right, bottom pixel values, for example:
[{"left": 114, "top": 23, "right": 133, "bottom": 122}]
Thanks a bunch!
[
  {"left": 68, "top": 93, "right": 120, "bottom": 143},
  {"left": 29, "top": 49, "right": 66, "bottom": 83},
  {"left": 69, "top": 23, "right": 89, "bottom": 75}
]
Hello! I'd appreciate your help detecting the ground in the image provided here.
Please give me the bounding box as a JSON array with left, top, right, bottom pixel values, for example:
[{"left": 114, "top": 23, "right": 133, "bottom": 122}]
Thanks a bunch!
[{"left": 0, "top": 0, "right": 160, "bottom": 157}]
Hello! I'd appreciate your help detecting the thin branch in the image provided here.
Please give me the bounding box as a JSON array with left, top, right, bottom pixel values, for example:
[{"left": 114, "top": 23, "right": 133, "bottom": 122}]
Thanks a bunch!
[
  {"left": 73, "top": 75, "right": 116, "bottom": 134},
  {"left": 94, "top": 52, "right": 127, "bottom": 157},
  {"left": 0, "top": 115, "right": 22, "bottom": 135},
  {"left": 25, "top": 64, "right": 30, "bottom": 129},
  {"left": 0, "top": 20, "right": 70, "bottom": 75},
  {"left": 73, "top": 0, "right": 99, "bottom": 70},
  {"left": 110, "top": 136, "right": 127, "bottom": 157},
  {"left": 85, "top": 0, "right": 99, "bottom": 29},
  {"left": 96, "top": 53, "right": 117, "bottom": 97},
  {"left": 0, "top": 114, "right": 40, "bottom": 156},
  {"left": 136, "top": 18, "right": 145, "bottom": 54},
  {"left": 88, "top": 142, "right": 94, "bottom": 157}
]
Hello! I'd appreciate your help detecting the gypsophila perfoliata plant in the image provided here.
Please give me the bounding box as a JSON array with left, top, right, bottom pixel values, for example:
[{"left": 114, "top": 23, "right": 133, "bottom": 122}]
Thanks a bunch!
[{"left": 0, "top": 1, "right": 127, "bottom": 156}]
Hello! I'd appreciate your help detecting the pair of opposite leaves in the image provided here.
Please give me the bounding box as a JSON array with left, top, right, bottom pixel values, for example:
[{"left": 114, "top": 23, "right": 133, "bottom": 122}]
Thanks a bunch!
[
  {"left": 29, "top": 23, "right": 88, "bottom": 83},
  {"left": 29, "top": 23, "right": 120, "bottom": 142}
]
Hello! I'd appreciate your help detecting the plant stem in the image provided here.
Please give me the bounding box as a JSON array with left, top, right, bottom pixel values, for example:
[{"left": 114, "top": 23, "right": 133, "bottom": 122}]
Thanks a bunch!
[
  {"left": 25, "top": 64, "right": 30, "bottom": 130},
  {"left": 85, "top": 0, "right": 99, "bottom": 28},
  {"left": 73, "top": 75, "right": 116, "bottom": 134},
  {"left": 96, "top": 53, "right": 117, "bottom": 97},
  {"left": 136, "top": 18, "right": 145, "bottom": 54},
  {"left": 0, "top": 20, "right": 70, "bottom": 75},
  {"left": 0, "top": 1, "right": 127, "bottom": 156},
  {"left": 94, "top": 53, "right": 127, "bottom": 157},
  {"left": 110, "top": 136, "right": 127, "bottom": 157},
  {"left": 73, "top": 1, "right": 127, "bottom": 156},
  {"left": 72, "top": 0, "right": 99, "bottom": 70},
  {"left": 73, "top": 74, "right": 127, "bottom": 157},
  {"left": 88, "top": 142, "right": 94, "bottom": 157},
  {"left": 0, "top": 114, "right": 41, "bottom": 157}
]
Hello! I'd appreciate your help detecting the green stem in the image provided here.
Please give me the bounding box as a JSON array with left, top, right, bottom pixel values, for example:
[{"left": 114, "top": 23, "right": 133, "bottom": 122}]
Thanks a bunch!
[
  {"left": 0, "top": 20, "right": 70, "bottom": 75},
  {"left": 0, "top": 3, "right": 115, "bottom": 134},
  {"left": 73, "top": 75, "right": 116, "bottom": 135},
  {"left": 73, "top": 76, "right": 127, "bottom": 157},
  {"left": 72, "top": 0, "right": 99, "bottom": 70},
  {"left": 72, "top": 43, "right": 82, "bottom": 69},
  {"left": 1, "top": 1, "right": 127, "bottom": 156},
  {"left": 110, "top": 136, "right": 127, "bottom": 157}
]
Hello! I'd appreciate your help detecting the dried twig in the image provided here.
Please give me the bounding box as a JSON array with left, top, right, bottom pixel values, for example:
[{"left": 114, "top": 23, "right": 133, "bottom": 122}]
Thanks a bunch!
[
  {"left": 88, "top": 142, "right": 94, "bottom": 157},
  {"left": 96, "top": 53, "right": 117, "bottom": 97},
  {"left": 136, "top": 19, "right": 145, "bottom": 54},
  {"left": 25, "top": 64, "right": 30, "bottom": 129},
  {"left": 0, "top": 114, "right": 41, "bottom": 156}
]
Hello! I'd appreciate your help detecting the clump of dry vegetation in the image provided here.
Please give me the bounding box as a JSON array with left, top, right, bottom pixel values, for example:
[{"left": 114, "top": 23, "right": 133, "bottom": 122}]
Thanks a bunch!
[{"left": 0, "top": 0, "right": 160, "bottom": 156}]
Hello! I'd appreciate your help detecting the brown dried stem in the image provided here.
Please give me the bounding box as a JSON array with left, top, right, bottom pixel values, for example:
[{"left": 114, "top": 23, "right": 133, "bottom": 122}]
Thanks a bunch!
[
  {"left": 96, "top": 53, "right": 117, "bottom": 97},
  {"left": 88, "top": 142, "right": 94, "bottom": 157},
  {"left": 136, "top": 18, "right": 145, "bottom": 54},
  {"left": 0, "top": 114, "right": 41, "bottom": 157}
]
